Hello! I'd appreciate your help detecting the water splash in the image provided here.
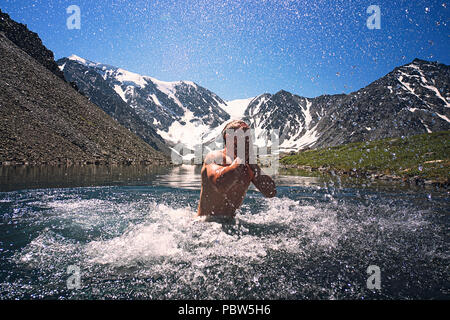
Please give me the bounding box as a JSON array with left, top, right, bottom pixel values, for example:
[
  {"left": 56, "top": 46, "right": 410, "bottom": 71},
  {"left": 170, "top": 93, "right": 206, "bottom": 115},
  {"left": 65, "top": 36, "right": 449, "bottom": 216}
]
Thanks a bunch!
[{"left": 1, "top": 184, "right": 448, "bottom": 299}]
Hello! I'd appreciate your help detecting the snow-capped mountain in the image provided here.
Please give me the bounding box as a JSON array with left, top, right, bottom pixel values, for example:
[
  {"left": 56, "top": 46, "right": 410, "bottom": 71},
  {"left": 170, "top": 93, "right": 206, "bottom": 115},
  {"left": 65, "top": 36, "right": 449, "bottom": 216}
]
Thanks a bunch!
[
  {"left": 242, "top": 58, "right": 450, "bottom": 151},
  {"left": 58, "top": 55, "right": 449, "bottom": 156},
  {"left": 57, "top": 55, "right": 230, "bottom": 151}
]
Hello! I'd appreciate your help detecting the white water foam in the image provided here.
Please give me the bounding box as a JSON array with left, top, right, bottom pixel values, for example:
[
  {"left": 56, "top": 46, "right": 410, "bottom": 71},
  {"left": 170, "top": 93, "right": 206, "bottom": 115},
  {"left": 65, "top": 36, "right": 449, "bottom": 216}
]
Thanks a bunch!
[
  {"left": 13, "top": 197, "right": 341, "bottom": 271},
  {"left": 14, "top": 195, "right": 433, "bottom": 273}
]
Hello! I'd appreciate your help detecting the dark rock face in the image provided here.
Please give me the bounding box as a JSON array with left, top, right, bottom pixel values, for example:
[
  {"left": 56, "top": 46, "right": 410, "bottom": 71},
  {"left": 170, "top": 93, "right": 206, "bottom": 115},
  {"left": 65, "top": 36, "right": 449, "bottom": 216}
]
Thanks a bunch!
[
  {"left": 0, "top": 32, "right": 169, "bottom": 166},
  {"left": 0, "top": 8, "right": 65, "bottom": 80},
  {"left": 244, "top": 59, "right": 450, "bottom": 151},
  {"left": 57, "top": 56, "right": 230, "bottom": 147}
]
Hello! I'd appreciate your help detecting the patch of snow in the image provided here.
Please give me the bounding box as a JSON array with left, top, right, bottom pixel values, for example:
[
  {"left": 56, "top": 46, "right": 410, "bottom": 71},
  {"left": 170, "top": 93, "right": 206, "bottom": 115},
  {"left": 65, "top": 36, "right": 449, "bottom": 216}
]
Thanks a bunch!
[
  {"left": 157, "top": 109, "right": 210, "bottom": 149},
  {"left": 223, "top": 97, "right": 255, "bottom": 119},
  {"left": 113, "top": 85, "right": 127, "bottom": 102},
  {"left": 423, "top": 84, "right": 450, "bottom": 107},
  {"left": 398, "top": 73, "right": 420, "bottom": 99},
  {"left": 150, "top": 94, "right": 161, "bottom": 106},
  {"left": 114, "top": 68, "right": 148, "bottom": 88},
  {"left": 279, "top": 123, "right": 319, "bottom": 152},
  {"left": 406, "top": 63, "right": 450, "bottom": 107},
  {"left": 436, "top": 112, "right": 450, "bottom": 123},
  {"left": 294, "top": 124, "right": 320, "bottom": 151},
  {"left": 247, "top": 95, "right": 268, "bottom": 117},
  {"left": 148, "top": 77, "right": 184, "bottom": 108},
  {"left": 302, "top": 99, "right": 313, "bottom": 129},
  {"left": 407, "top": 63, "right": 422, "bottom": 72},
  {"left": 68, "top": 54, "right": 90, "bottom": 65},
  {"left": 182, "top": 80, "right": 198, "bottom": 89},
  {"left": 420, "top": 119, "right": 432, "bottom": 133}
]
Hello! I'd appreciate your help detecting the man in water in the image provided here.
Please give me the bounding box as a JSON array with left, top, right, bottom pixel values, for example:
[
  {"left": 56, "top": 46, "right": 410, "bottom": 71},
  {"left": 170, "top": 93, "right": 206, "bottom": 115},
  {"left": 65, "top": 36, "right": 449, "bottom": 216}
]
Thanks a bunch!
[{"left": 196, "top": 120, "right": 276, "bottom": 219}]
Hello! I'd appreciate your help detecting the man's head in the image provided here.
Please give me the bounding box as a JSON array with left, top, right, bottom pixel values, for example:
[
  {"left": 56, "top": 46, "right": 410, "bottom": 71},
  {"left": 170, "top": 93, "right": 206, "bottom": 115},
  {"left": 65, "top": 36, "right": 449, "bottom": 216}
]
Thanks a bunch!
[
  {"left": 221, "top": 120, "right": 254, "bottom": 163},
  {"left": 221, "top": 120, "right": 250, "bottom": 144}
]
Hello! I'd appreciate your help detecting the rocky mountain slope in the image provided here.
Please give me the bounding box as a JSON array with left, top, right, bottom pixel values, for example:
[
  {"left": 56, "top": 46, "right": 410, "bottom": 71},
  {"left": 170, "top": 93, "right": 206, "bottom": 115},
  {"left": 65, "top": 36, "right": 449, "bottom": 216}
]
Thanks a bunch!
[{"left": 0, "top": 32, "right": 168, "bottom": 166}]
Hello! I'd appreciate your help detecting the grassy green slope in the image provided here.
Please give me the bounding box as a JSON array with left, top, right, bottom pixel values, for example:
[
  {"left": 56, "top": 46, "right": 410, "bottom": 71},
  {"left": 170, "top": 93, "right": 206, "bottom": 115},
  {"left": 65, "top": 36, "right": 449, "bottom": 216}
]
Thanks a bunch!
[{"left": 281, "top": 131, "right": 449, "bottom": 183}]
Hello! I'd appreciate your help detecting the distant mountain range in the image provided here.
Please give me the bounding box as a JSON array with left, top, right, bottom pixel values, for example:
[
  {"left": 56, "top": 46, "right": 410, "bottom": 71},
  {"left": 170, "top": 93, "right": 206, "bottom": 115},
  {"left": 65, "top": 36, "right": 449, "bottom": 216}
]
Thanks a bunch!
[{"left": 59, "top": 55, "right": 450, "bottom": 154}]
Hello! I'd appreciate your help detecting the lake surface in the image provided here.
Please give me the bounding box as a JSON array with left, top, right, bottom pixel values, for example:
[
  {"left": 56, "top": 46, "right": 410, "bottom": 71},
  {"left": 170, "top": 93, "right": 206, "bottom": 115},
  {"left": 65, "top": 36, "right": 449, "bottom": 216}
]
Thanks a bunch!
[{"left": 0, "top": 165, "right": 448, "bottom": 299}]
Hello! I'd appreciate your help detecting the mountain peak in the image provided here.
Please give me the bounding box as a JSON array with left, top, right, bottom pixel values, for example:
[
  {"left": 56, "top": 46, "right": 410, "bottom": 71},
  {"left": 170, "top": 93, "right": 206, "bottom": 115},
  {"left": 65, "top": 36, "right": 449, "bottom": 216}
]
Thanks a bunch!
[
  {"left": 0, "top": 8, "right": 65, "bottom": 80},
  {"left": 68, "top": 54, "right": 90, "bottom": 64},
  {"left": 64, "top": 55, "right": 198, "bottom": 90},
  {"left": 412, "top": 58, "right": 429, "bottom": 64},
  {"left": 274, "top": 89, "right": 292, "bottom": 97}
]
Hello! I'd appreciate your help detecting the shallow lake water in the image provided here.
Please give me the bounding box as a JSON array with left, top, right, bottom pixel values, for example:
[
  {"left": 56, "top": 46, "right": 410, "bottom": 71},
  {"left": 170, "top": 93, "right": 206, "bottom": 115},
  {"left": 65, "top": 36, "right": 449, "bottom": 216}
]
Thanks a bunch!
[{"left": 0, "top": 165, "right": 448, "bottom": 299}]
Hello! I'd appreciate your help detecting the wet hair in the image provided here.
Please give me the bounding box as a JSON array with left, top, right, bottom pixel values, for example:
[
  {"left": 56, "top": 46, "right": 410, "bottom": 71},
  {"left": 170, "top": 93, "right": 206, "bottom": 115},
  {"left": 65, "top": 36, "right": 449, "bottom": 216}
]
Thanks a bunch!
[{"left": 221, "top": 120, "right": 249, "bottom": 144}]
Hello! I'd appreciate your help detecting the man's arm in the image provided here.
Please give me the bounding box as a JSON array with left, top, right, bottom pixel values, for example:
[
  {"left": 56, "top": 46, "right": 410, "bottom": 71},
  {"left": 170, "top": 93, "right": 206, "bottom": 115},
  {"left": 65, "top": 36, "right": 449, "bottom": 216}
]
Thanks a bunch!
[{"left": 248, "top": 164, "right": 277, "bottom": 198}]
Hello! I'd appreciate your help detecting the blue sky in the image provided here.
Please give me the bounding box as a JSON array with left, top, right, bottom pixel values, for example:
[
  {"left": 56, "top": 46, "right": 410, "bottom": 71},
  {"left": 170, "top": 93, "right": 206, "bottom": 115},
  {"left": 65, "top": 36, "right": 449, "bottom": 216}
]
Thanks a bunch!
[{"left": 1, "top": 0, "right": 448, "bottom": 100}]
